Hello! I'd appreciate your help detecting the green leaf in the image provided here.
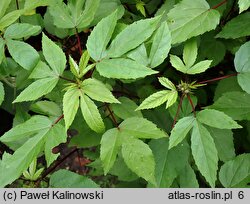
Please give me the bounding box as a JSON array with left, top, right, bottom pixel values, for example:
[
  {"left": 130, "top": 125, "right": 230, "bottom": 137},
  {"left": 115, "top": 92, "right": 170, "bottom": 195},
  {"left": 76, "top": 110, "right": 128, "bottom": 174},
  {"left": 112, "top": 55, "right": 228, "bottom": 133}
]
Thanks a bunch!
[
  {"left": 100, "top": 128, "right": 121, "bottom": 174},
  {"left": 96, "top": 58, "right": 157, "bottom": 79},
  {"left": 209, "top": 91, "right": 250, "bottom": 120},
  {"left": 238, "top": 0, "right": 250, "bottom": 13},
  {"left": 86, "top": 10, "right": 117, "bottom": 61},
  {"left": 183, "top": 38, "right": 197, "bottom": 67},
  {"left": 170, "top": 54, "right": 186, "bottom": 73},
  {"left": 69, "top": 56, "right": 79, "bottom": 77},
  {"left": 206, "top": 126, "right": 235, "bottom": 162},
  {"left": 4, "top": 23, "right": 41, "bottom": 39},
  {"left": 0, "top": 116, "right": 51, "bottom": 144},
  {"left": 119, "top": 117, "right": 167, "bottom": 139},
  {"left": 0, "top": 10, "right": 22, "bottom": 31},
  {"left": 79, "top": 50, "right": 90, "bottom": 74},
  {"left": 121, "top": 136, "right": 156, "bottom": 185},
  {"left": 197, "top": 109, "right": 242, "bottom": 129},
  {"left": 14, "top": 77, "right": 59, "bottom": 103},
  {"left": 29, "top": 60, "right": 55, "bottom": 79},
  {"left": 81, "top": 78, "right": 119, "bottom": 103},
  {"left": 158, "top": 77, "right": 176, "bottom": 90},
  {"left": 127, "top": 43, "right": 149, "bottom": 66},
  {"left": 186, "top": 60, "right": 212, "bottom": 74},
  {"left": 80, "top": 94, "right": 105, "bottom": 133},
  {"left": 0, "top": 37, "right": 5, "bottom": 64},
  {"left": 50, "top": 170, "right": 99, "bottom": 188},
  {"left": 178, "top": 164, "right": 199, "bottom": 187},
  {"left": 167, "top": 0, "right": 220, "bottom": 44},
  {"left": 0, "top": 130, "right": 47, "bottom": 187},
  {"left": 219, "top": 154, "right": 250, "bottom": 187},
  {"left": 149, "top": 22, "right": 171, "bottom": 68},
  {"left": 63, "top": 88, "right": 80, "bottom": 130},
  {"left": 234, "top": 41, "right": 250, "bottom": 94},
  {"left": 76, "top": 0, "right": 100, "bottom": 29},
  {"left": 6, "top": 39, "right": 40, "bottom": 70},
  {"left": 169, "top": 116, "right": 195, "bottom": 149},
  {"left": 149, "top": 138, "right": 190, "bottom": 187},
  {"left": 0, "top": 81, "right": 4, "bottom": 106},
  {"left": 107, "top": 16, "right": 160, "bottom": 57},
  {"left": 191, "top": 120, "right": 218, "bottom": 187},
  {"left": 136, "top": 90, "right": 174, "bottom": 110},
  {"left": 30, "top": 101, "right": 62, "bottom": 117},
  {"left": 111, "top": 97, "right": 143, "bottom": 120},
  {"left": 216, "top": 12, "right": 250, "bottom": 39},
  {"left": 42, "top": 33, "right": 66, "bottom": 75},
  {"left": 45, "top": 123, "right": 67, "bottom": 166},
  {"left": 0, "top": 0, "right": 11, "bottom": 19},
  {"left": 49, "top": 1, "right": 75, "bottom": 29}
]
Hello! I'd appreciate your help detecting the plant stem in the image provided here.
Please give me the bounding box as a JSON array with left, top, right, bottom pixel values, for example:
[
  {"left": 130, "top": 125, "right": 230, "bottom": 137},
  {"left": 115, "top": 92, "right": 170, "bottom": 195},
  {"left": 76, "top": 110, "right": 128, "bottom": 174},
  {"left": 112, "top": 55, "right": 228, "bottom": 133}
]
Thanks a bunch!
[
  {"left": 172, "top": 94, "right": 185, "bottom": 129},
  {"left": 105, "top": 103, "right": 119, "bottom": 128},
  {"left": 211, "top": 0, "right": 227, "bottom": 9},
  {"left": 75, "top": 28, "right": 82, "bottom": 56},
  {"left": 36, "top": 148, "right": 78, "bottom": 186},
  {"left": 52, "top": 114, "right": 64, "bottom": 127},
  {"left": 187, "top": 94, "right": 196, "bottom": 117},
  {"left": 59, "top": 76, "right": 76, "bottom": 83},
  {"left": 197, "top": 73, "right": 237, "bottom": 84}
]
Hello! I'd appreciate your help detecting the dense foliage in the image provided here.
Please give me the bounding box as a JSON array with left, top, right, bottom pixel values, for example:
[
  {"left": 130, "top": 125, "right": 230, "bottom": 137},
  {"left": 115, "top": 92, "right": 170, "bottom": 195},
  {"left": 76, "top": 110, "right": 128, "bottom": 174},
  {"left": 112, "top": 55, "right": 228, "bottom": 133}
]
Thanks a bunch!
[{"left": 0, "top": 0, "right": 250, "bottom": 188}]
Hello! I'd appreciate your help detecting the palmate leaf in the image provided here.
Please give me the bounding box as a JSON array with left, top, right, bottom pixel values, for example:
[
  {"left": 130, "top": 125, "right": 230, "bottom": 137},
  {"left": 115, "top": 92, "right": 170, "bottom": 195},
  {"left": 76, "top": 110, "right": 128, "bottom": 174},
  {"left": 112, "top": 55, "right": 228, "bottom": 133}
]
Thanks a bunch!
[
  {"left": 42, "top": 33, "right": 66, "bottom": 75},
  {"left": 96, "top": 58, "right": 157, "bottom": 79},
  {"left": 63, "top": 87, "right": 80, "bottom": 130},
  {"left": 14, "top": 77, "right": 59, "bottom": 103},
  {"left": 150, "top": 138, "right": 190, "bottom": 187},
  {"left": 136, "top": 90, "right": 175, "bottom": 110},
  {"left": 107, "top": 16, "right": 160, "bottom": 58},
  {"left": 100, "top": 128, "right": 122, "bottom": 174},
  {"left": 111, "top": 97, "right": 143, "bottom": 120},
  {"left": 149, "top": 21, "right": 171, "bottom": 68},
  {"left": 169, "top": 116, "right": 195, "bottom": 149},
  {"left": 100, "top": 117, "right": 166, "bottom": 182},
  {"left": 119, "top": 117, "right": 167, "bottom": 139},
  {"left": 167, "top": 0, "right": 220, "bottom": 44},
  {"left": 191, "top": 120, "right": 218, "bottom": 187},
  {"left": 206, "top": 126, "right": 235, "bottom": 162},
  {"left": 4, "top": 23, "right": 41, "bottom": 39},
  {"left": 50, "top": 0, "right": 100, "bottom": 29},
  {"left": 81, "top": 78, "right": 120, "bottom": 103},
  {"left": 183, "top": 38, "right": 198, "bottom": 68},
  {"left": 0, "top": 116, "right": 67, "bottom": 187},
  {"left": 209, "top": 91, "right": 250, "bottom": 121},
  {"left": 80, "top": 94, "right": 105, "bottom": 133},
  {"left": 216, "top": 12, "right": 250, "bottom": 39},
  {"left": 50, "top": 170, "right": 99, "bottom": 188},
  {"left": 87, "top": 11, "right": 118, "bottom": 61},
  {"left": 197, "top": 109, "right": 242, "bottom": 129},
  {"left": 0, "top": 10, "right": 23, "bottom": 31},
  {"left": 6, "top": 39, "right": 40, "bottom": 70},
  {"left": 234, "top": 41, "right": 250, "bottom": 94},
  {"left": 121, "top": 136, "right": 156, "bottom": 185},
  {"left": 219, "top": 154, "right": 250, "bottom": 187}
]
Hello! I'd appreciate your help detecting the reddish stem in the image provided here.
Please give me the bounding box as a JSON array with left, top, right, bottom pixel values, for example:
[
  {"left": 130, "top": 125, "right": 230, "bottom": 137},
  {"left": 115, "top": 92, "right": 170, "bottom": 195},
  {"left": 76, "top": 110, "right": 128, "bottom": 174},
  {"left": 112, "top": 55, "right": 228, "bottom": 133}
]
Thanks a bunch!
[
  {"left": 36, "top": 148, "right": 78, "bottom": 186},
  {"left": 197, "top": 73, "right": 237, "bottom": 84},
  {"left": 172, "top": 94, "right": 185, "bottom": 129},
  {"left": 187, "top": 94, "right": 196, "bottom": 117},
  {"left": 211, "top": 0, "right": 227, "bottom": 9},
  {"left": 52, "top": 114, "right": 64, "bottom": 127},
  {"left": 59, "top": 76, "right": 76, "bottom": 83},
  {"left": 105, "top": 103, "right": 119, "bottom": 128},
  {"left": 75, "top": 28, "right": 82, "bottom": 56}
]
